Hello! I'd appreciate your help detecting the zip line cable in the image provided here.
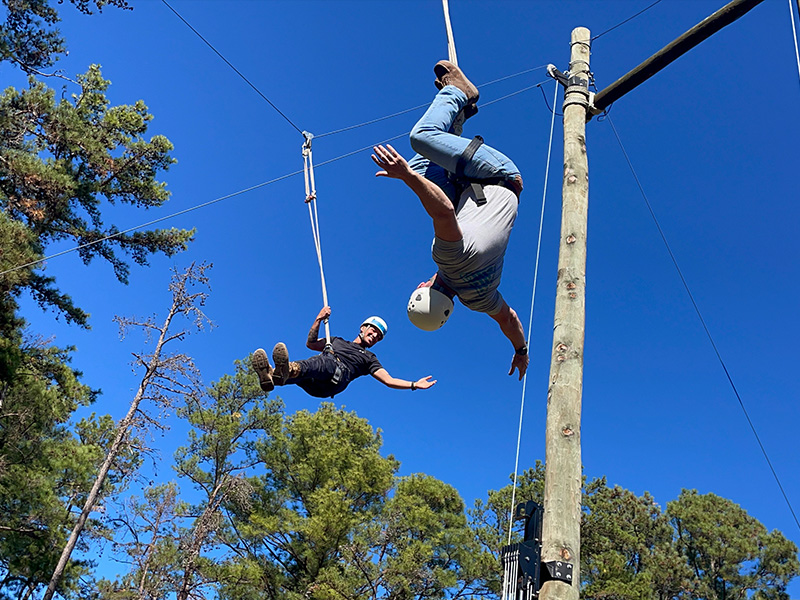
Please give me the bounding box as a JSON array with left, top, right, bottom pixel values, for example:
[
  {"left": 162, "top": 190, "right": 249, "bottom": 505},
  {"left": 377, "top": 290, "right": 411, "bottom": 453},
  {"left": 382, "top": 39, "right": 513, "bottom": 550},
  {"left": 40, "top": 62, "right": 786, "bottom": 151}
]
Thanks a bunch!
[
  {"left": 592, "top": 0, "right": 664, "bottom": 42},
  {"left": 0, "top": 133, "right": 388, "bottom": 277},
  {"left": 605, "top": 114, "right": 800, "bottom": 533},
  {"left": 0, "top": 172, "right": 300, "bottom": 277},
  {"left": 314, "top": 67, "right": 548, "bottom": 139},
  {"left": 506, "top": 79, "right": 559, "bottom": 546},
  {"left": 162, "top": 0, "right": 547, "bottom": 144},
  {"left": 160, "top": 0, "right": 304, "bottom": 136},
  {"left": 789, "top": 0, "right": 800, "bottom": 84},
  {"left": 1, "top": 78, "right": 549, "bottom": 279}
]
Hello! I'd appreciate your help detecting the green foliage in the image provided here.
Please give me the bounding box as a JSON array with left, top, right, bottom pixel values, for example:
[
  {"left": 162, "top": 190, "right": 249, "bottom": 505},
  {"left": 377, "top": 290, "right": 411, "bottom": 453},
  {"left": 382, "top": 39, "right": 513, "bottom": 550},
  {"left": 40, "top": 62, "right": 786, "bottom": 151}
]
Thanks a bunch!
[
  {"left": 97, "top": 482, "right": 185, "bottom": 600},
  {"left": 0, "top": 332, "right": 124, "bottom": 598},
  {"left": 1, "top": 0, "right": 130, "bottom": 71},
  {"left": 100, "top": 356, "right": 284, "bottom": 600},
  {"left": 0, "top": 66, "right": 194, "bottom": 324},
  {"left": 471, "top": 471, "right": 798, "bottom": 600},
  {"left": 221, "top": 401, "right": 493, "bottom": 600},
  {"left": 470, "top": 462, "right": 546, "bottom": 546},
  {"left": 581, "top": 479, "right": 692, "bottom": 600},
  {"left": 367, "top": 474, "right": 494, "bottom": 600},
  {"left": 668, "top": 490, "right": 799, "bottom": 600},
  {"left": 232, "top": 402, "right": 399, "bottom": 599}
]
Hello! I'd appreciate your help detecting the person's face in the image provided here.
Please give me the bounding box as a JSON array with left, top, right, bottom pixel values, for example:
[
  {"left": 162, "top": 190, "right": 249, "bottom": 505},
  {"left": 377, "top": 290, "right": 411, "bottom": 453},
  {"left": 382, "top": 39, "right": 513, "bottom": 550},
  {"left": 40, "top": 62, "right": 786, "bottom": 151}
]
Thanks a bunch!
[{"left": 359, "top": 324, "right": 383, "bottom": 347}]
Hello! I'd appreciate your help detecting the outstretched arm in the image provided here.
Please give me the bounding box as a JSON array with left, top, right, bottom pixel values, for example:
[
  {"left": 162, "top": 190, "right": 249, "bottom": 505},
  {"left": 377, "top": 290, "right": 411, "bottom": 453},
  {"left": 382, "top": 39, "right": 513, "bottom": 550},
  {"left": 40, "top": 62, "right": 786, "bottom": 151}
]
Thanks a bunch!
[
  {"left": 489, "top": 301, "right": 529, "bottom": 380},
  {"left": 306, "top": 306, "right": 331, "bottom": 351},
  {"left": 371, "top": 368, "right": 436, "bottom": 391},
  {"left": 372, "top": 144, "right": 462, "bottom": 243}
]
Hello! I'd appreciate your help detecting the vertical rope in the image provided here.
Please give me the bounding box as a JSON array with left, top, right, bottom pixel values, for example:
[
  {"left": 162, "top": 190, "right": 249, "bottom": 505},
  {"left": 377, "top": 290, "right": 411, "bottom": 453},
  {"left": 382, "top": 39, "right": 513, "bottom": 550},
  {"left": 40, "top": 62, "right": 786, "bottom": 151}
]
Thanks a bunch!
[
  {"left": 442, "top": 0, "right": 459, "bottom": 65},
  {"left": 506, "top": 80, "right": 560, "bottom": 545},
  {"left": 302, "top": 132, "right": 331, "bottom": 346},
  {"left": 789, "top": 0, "right": 800, "bottom": 84}
]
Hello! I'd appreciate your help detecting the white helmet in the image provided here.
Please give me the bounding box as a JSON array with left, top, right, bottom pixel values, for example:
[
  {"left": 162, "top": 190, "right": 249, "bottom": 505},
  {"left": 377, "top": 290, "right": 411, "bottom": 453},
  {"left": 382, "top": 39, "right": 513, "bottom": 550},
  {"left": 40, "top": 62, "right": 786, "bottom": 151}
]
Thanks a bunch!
[
  {"left": 361, "top": 316, "right": 388, "bottom": 339},
  {"left": 407, "top": 286, "right": 454, "bottom": 331}
]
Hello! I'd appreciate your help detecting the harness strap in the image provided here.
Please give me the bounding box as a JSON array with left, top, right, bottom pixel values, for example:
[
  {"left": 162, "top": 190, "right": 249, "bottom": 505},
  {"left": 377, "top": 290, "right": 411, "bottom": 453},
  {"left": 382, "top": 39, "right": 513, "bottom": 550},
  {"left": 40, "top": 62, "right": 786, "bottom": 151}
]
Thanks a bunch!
[{"left": 454, "top": 136, "right": 488, "bottom": 206}]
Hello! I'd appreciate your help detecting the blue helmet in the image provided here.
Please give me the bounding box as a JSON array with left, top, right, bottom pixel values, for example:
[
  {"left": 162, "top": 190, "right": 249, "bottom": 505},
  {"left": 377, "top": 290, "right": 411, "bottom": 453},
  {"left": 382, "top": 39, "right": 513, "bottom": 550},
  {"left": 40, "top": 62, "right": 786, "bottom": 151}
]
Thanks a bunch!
[{"left": 361, "top": 316, "right": 388, "bottom": 339}]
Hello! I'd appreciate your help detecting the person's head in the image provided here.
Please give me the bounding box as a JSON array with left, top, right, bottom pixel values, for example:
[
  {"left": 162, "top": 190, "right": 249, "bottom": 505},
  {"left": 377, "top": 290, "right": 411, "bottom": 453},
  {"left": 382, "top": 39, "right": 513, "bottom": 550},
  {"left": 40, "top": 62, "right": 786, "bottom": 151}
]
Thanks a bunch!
[
  {"left": 407, "top": 278, "right": 454, "bottom": 331},
  {"left": 359, "top": 316, "right": 387, "bottom": 347}
]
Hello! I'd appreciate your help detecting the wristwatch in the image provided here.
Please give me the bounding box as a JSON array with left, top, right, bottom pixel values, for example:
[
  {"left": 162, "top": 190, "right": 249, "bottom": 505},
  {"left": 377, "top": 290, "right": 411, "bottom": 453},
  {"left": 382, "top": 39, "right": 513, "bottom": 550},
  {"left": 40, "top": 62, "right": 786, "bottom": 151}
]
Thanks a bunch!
[{"left": 515, "top": 344, "right": 528, "bottom": 356}]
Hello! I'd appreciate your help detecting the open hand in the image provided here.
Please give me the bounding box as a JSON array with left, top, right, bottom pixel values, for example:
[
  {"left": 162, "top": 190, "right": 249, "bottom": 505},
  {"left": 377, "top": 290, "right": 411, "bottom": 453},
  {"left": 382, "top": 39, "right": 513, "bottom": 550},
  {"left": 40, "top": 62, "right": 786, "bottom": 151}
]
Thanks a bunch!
[
  {"left": 414, "top": 375, "right": 437, "bottom": 390},
  {"left": 509, "top": 353, "right": 529, "bottom": 381},
  {"left": 372, "top": 144, "right": 413, "bottom": 180}
]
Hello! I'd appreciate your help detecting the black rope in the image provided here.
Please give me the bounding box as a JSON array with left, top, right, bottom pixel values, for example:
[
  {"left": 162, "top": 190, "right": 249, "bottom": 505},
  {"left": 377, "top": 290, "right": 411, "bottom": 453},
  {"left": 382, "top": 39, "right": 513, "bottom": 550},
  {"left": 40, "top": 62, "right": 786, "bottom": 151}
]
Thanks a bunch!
[
  {"left": 605, "top": 114, "right": 800, "bottom": 534},
  {"left": 480, "top": 80, "right": 550, "bottom": 109},
  {"left": 160, "top": 0, "right": 304, "bottom": 136},
  {"left": 538, "top": 83, "right": 562, "bottom": 117},
  {"left": 593, "top": 0, "right": 664, "bottom": 42}
]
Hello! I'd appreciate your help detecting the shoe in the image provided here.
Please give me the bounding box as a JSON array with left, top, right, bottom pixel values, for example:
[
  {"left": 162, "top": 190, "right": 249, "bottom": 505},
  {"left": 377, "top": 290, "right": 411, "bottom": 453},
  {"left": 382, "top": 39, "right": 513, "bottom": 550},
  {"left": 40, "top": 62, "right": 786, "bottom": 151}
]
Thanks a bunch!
[
  {"left": 434, "top": 60, "right": 479, "bottom": 106},
  {"left": 272, "top": 342, "right": 290, "bottom": 386},
  {"left": 252, "top": 348, "right": 274, "bottom": 392}
]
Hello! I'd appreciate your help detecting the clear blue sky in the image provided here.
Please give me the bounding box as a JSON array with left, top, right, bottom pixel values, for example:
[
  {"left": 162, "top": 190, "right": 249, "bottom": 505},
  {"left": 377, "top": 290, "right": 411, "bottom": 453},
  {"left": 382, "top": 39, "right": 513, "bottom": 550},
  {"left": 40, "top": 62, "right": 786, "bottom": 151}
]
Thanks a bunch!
[{"left": 8, "top": 0, "right": 800, "bottom": 591}]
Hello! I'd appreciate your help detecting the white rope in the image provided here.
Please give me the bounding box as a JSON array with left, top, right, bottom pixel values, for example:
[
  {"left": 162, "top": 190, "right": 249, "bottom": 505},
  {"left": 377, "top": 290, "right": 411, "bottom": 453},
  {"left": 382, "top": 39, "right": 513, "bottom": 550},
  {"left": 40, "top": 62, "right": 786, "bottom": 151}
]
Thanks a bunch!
[
  {"left": 789, "top": 0, "right": 800, "bottom": 84},
  {"left": 302, "top": 132, "right": 331, "bottom": 346},
  {"left": 506, "top": 80, "right": 559, "bottom": 546},
  {"left": 442, "top": 0, "right": 458, "bottom": 65}
]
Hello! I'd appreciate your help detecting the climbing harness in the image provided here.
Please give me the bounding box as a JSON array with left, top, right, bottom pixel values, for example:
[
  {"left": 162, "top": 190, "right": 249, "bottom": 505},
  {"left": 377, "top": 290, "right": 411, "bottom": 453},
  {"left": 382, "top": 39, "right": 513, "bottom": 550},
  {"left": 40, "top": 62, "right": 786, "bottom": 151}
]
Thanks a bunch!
[
  {"left": 302, "top": 131, "right": 333, "bottom": 353},
  {"left": 449, "top": 135, "right": 522, "bottom": 207}
]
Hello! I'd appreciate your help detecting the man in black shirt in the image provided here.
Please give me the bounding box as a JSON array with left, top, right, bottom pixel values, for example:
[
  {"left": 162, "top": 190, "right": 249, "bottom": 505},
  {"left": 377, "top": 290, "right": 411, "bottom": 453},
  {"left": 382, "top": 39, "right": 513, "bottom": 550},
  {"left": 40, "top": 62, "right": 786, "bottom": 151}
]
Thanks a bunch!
[{"left": 252, "top": 306, "right": 436, "bottom": 398}]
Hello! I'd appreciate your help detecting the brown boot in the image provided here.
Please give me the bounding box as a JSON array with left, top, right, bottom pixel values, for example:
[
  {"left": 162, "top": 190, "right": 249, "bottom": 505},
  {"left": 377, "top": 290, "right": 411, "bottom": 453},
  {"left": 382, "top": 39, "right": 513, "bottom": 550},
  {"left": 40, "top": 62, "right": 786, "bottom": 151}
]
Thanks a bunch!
[
  {"left": 252, "top": 348, "right": 274, "bottom": 392},
  {"left": 272, "top": 343, "right": 301, "bottom": 386},
  {"left": 434, "top": 60, "right": 479, "bottom": 108}
]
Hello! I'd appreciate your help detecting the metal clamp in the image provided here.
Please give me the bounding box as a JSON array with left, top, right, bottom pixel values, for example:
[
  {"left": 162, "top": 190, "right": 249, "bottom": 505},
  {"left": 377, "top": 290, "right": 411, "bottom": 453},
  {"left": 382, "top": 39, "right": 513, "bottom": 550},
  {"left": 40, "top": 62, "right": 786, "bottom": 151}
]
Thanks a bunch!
[
  {"left": 302, "top": 130, "right": 314, "bottom": 152},
  {"left": 541, "top": 560, "right": 574, "bottom": 585},
  {"left": 547, "top": 64, "right": 569, "bottom": 87}
]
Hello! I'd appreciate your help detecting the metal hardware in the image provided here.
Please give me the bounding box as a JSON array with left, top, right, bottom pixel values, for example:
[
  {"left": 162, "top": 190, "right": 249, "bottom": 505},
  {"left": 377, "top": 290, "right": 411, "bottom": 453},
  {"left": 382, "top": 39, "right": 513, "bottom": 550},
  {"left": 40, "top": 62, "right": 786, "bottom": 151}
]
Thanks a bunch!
[{"left": 500, "top": 502, "right": 574, "bottom": 599}]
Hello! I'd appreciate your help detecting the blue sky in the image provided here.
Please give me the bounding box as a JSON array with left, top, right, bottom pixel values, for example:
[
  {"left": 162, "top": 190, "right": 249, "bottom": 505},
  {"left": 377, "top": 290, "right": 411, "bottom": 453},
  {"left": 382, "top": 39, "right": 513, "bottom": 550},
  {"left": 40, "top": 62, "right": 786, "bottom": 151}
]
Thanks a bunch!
[{"left": 7, "top": 0, "right": 800, "bottom": 591}]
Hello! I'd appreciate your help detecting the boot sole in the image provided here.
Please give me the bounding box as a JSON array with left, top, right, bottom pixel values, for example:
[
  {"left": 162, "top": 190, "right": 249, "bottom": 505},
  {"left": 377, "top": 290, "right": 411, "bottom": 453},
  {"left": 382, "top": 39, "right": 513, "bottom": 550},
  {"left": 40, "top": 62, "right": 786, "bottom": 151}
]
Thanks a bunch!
[
  {"left": 252, "top": 348, "right": 274, "bottom": 392},
  {"left": 272, "top": 342, "right": 290, "bottom": 386}
]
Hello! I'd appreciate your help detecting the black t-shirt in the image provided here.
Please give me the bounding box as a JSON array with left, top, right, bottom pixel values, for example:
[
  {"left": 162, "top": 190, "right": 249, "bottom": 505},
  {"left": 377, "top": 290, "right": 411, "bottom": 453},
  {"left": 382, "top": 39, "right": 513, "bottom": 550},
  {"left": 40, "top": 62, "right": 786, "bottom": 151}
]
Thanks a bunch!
[{"left": 330, "top": 337, "right": 383, "bottom": 378}]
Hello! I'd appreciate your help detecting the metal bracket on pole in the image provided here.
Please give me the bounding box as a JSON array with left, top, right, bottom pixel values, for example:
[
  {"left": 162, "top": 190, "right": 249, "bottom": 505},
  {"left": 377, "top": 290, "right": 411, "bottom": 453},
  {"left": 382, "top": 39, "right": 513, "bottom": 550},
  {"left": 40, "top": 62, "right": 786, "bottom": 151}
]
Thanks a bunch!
[
  {"left": 500, "top": 502, "right": 574, "bottom": 599},
  {"left": 564, "top": 71, "right": 590, "bottom": 111},
  {"left": 541, "top": 560, "right": 574, "bottom": 586},
  {"left": 546, "top": 64, "right": 569, "bottom": 87}
]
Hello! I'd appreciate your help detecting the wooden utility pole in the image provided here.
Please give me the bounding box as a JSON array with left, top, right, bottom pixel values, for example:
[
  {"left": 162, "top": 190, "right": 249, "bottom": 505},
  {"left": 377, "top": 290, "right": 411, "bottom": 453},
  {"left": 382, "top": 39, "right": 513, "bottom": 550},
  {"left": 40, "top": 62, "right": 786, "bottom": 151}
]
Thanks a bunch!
[
  {"left": 533, "top": 4, "right": 769, "bottom": 600},
  {"left": 539, "top": 27, "right": 590, "bottom": 600}
]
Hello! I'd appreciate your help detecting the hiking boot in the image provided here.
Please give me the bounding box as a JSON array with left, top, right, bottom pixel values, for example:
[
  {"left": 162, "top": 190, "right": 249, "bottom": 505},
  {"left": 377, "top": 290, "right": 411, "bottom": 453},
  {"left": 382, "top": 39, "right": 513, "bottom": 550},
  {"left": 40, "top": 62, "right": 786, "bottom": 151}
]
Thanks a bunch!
[
  {"left": 252, "top": 348, "right": 274, "bottom": 392},
  {"left": 434, "top": 60, "right": 479, "bottom": 108},
  {"left": 272, "top": 342, "right": 291, "bottom": 386}
]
